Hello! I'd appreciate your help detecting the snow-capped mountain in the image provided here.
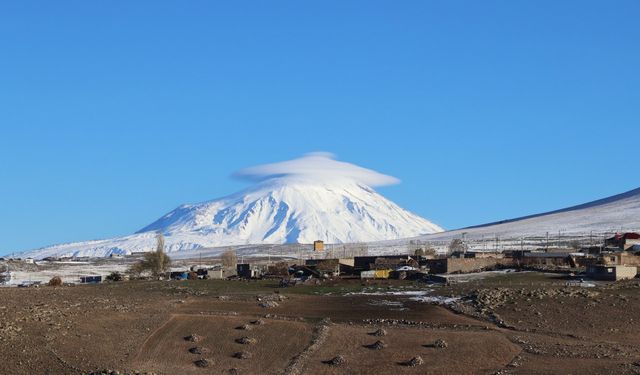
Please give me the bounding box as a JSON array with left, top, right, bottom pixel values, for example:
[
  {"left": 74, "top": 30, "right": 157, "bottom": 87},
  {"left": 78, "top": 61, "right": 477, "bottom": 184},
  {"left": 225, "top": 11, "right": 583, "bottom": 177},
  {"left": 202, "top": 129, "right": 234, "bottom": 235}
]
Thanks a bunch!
[
  {"left": 19, "top": 154, "right": 443, "bottom": 258},
  {"left": 139, "top": 177, "right": 443, "bottom": 245},
  {"left": 412, "top": 186, "right": 640, "bottom": 242}
]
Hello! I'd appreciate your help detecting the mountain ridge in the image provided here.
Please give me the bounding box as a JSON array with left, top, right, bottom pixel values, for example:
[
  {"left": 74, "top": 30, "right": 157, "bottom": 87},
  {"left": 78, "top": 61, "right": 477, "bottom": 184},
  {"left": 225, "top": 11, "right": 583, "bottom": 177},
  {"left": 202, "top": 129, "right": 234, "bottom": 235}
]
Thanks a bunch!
[
  {"left": 407, "top": 186, "right": 640, "bottom": 243},
  {"left": 462, "top": 187, "right": 640, "bottom": 230}
]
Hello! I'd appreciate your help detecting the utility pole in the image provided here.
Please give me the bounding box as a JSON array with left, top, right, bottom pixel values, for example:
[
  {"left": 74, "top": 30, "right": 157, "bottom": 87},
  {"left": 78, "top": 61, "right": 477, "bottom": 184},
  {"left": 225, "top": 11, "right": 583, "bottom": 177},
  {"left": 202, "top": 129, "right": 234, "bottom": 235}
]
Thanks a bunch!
[
  {"left": 462, "top": 232, "right": 467, "bottom": 255},
  {"left": 558, "top": 230, "right": 562, "bottom": 248},
  {"left": 546, "top": 232, "right": 549, "bottom": 251}
]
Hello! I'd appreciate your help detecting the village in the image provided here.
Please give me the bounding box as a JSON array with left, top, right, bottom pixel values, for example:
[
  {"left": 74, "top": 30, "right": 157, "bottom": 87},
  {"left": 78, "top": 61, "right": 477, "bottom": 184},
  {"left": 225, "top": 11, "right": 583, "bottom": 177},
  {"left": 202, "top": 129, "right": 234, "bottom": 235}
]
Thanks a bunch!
[{"left": 2, "top": 232, "right": 640, "bottom": 288}]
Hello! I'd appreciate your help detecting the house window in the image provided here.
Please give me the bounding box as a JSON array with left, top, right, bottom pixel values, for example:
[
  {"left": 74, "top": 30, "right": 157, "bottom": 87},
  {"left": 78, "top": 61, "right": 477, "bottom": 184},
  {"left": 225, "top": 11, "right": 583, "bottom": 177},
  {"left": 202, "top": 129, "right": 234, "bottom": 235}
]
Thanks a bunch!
[{"left": 608, "top": 268, "right": 613, "bottom": 273}]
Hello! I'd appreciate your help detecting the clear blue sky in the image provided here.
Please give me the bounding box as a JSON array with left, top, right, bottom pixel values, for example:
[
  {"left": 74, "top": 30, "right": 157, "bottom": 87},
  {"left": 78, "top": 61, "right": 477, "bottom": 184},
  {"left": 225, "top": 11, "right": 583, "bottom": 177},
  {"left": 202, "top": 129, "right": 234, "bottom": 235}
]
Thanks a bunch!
[{"left": 1, "top": 1, "right": 638, "bottom": 254}]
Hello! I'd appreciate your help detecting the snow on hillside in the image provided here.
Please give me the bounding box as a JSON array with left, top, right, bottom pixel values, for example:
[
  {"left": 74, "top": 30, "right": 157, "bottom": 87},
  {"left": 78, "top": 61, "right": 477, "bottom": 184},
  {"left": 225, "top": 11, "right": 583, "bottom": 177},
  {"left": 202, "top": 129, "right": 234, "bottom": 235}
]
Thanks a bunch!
[
  {"left": 410, "top": 187, "right": 640, "bottom": 243},
  {"left": 18, "top": 154, "right": 443, "bottom": 258},
  {"left": 139, "top": 177, "right": 442, "bottom": 245}
]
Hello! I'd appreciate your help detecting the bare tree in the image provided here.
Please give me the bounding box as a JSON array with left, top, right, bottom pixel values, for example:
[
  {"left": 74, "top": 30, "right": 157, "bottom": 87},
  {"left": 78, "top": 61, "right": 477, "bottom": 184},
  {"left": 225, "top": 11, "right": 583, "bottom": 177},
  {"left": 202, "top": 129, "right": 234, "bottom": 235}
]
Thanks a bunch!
[
  {"left": 128, "top": 232, "right": 171, "bottom": 278},
  {"left": 447, "top": 239, "right": 467, "bottom": 256},
  {"left": 127, "top": 261, "right": 145, "bottom": 279},
  {"left": 221, "top": 249, "right": 237, "bottom": 268},
  {"left": 106, "top": 271, "right": 124, "bottom": 282},
  {"left": 415, "top": 246, "right": 436, "bottom": 257},
  {"left": 156, "top": 232, "right": 165, "bottom": 253}
]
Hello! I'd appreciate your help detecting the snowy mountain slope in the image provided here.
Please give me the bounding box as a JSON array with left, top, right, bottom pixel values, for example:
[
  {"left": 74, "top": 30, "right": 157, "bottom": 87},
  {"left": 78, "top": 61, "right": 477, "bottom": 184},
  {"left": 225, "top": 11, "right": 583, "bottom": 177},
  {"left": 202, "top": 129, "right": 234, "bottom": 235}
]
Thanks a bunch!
[
  {"left": 139, "top": 177, "right": 443, "bottom": 245},
  {"left": 18, "top": 154, "right": 443, "bottom": 258},
  {"left": 411, "top": 187, "right": 640, "bottom": 242}
]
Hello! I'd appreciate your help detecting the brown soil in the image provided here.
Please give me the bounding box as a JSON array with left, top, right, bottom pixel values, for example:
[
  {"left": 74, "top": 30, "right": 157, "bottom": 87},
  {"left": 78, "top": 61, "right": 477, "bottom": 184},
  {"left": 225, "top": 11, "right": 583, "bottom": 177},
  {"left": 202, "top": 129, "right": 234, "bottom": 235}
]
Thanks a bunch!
[{"left": 1, "top": 275, "right": 640, "bottom": 374}]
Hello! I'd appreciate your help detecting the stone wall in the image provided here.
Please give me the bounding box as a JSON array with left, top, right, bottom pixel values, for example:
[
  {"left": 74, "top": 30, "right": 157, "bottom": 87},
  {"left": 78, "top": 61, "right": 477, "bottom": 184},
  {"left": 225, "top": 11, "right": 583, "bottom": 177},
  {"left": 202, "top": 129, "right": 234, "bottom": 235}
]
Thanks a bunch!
[{"left": 428, "top": 257, "right": 514, "bottom": 274}]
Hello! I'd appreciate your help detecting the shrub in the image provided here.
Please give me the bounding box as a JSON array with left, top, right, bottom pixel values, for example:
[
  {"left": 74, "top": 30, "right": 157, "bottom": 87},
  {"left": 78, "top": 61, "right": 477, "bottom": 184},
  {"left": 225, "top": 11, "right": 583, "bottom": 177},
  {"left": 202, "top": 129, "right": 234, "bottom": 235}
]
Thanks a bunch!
[
  {"left": 106, "top": 271, "right": 124, "bottom": 282},
  {"left": 48, "top": 276, "right": 62, "bottom": 286},
  {"left": 448, "top": 239, "right": 467, "bottom": 255}
]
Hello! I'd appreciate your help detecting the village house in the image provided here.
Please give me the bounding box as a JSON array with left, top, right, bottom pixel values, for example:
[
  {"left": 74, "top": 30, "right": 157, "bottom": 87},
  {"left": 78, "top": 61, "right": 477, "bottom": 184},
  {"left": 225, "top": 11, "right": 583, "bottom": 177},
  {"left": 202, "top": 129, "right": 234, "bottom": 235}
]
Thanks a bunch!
[
  {"left": 236, "top": 263, "right": 265, "bottom": 279},
  {"left": 519, "top": 252, "right": 576, "bottom": 267},
  {"left": 304, "top": 258, "right": 354, "bottom": 277},
  {"left": 353, "top": 255, "right": 421, "bottom": 273},
  {"left": 427, "top": 257, "right": 513, "bottom": 274},
  {"left": 598, "top": 251, "right": 640, "bottom": 267},
  {"left": 197, "top": 266, "right": 237, "bottom": 280},
  {"left": 464, "top": 251, "right": 505, "bottom": 259},
  {"left": 586, "top": 264, "right": 637, "bottom": 281},
  {"left": 605, "top": 232, "right": 640, "bottom": 251},
  {"left": 313, "top": 240, "right": 325, "bottom": 252}
]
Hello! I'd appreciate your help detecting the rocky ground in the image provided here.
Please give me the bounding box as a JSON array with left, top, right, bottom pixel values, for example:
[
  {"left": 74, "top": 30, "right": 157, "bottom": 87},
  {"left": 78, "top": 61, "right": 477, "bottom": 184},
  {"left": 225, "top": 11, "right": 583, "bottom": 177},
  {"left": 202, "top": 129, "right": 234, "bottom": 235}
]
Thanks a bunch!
[{"left": 0, "top": 273, "right": 639, "bottom": 374}]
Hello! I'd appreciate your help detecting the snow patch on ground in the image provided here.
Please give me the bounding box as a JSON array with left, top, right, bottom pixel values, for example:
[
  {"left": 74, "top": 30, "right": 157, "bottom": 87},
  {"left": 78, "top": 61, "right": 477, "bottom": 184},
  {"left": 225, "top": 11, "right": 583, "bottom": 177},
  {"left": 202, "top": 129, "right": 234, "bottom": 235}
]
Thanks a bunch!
[{"left": 409, "top": 295, "right": 461, "bottom": 305}]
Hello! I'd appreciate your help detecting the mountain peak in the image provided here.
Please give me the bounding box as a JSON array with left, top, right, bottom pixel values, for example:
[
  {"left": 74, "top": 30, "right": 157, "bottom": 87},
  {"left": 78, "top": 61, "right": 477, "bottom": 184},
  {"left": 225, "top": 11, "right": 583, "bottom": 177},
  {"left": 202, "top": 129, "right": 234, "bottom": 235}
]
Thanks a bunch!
[
  {"left": 19, "top": 154, "right": 442, "bottom": 258},
  {"left": 138, "top": 173, "right": 442, "bottom": 246}
]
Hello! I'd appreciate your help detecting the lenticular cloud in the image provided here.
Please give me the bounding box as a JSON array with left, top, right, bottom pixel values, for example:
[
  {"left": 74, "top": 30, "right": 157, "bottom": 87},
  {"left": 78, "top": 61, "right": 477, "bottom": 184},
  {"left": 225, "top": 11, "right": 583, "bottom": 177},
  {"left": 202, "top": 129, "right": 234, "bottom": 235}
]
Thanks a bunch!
[{"left": 233, "top": 152, "right": 400, "bottom": 187}]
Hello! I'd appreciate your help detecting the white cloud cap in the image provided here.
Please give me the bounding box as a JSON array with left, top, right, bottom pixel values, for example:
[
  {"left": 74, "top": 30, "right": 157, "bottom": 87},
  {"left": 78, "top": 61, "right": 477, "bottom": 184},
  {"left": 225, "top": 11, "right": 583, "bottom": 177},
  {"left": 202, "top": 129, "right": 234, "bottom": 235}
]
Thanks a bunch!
[{"left": 234, "top": 152, "right": 400, "bottom": 187}]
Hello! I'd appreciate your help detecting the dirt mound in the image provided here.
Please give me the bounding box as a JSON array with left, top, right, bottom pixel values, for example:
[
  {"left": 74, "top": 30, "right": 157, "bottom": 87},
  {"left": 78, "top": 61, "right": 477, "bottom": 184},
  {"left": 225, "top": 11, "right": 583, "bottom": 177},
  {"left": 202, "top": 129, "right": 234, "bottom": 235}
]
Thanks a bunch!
[
  {"left": 434, "top": 338, "right": 448, "bottom": 348},
  {"left": 369, "top": 328, "right": 387, "bottom": 337},
  {"left": 193, "top": 359, "right": 210, "bottom": 368},
  {"left": 184, "top": 334, "right": 201, "bottom": 342},
  {"left": 364, "top": 340, "right": 387, "bottom": 350},
  {"left": 233, "top": 351, "right": 252, "bottom": 359},
  {"left": 188, "top": 347, "right": 207, "bottom": 355},
  {"left": 259, "top": 301, "right": 279, "bottom": 308},
  {"left": 48, "top": 276, "right": 62, "bottom": 287},
  {"left": 235, "top": 336, "right": 257, "bottom": 345},
  {"left": 324, "top": 355, "right": 346, "bottom": 366},
  {"left": 402, "top": 356, "right": 424, "bottom": 367},
  {"left": 257, "top": 294, "right": 287, "bottom": 308}
]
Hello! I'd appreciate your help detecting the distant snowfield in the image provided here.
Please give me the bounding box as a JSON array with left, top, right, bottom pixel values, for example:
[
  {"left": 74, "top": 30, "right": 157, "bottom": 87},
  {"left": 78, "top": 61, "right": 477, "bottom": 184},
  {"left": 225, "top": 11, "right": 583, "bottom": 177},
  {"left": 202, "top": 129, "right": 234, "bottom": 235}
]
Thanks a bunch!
[{"left": 4, "top": 262, "right": 130, "bottom": 286}]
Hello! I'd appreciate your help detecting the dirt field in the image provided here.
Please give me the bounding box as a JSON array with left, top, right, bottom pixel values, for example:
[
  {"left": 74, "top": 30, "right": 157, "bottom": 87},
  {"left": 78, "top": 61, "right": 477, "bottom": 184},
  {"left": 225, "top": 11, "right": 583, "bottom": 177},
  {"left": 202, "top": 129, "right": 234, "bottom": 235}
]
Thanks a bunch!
[{"left": 1, "top": 274, "right": 640, "bottom": 374}]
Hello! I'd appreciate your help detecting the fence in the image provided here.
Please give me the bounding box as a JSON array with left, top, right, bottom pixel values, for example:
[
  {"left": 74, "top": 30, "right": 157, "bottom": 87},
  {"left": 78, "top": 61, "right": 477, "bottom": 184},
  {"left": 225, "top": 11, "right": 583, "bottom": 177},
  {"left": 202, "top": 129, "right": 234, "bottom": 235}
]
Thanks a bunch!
[{"left": 293, "top": 230, "right": 640, "bottom": 260}]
